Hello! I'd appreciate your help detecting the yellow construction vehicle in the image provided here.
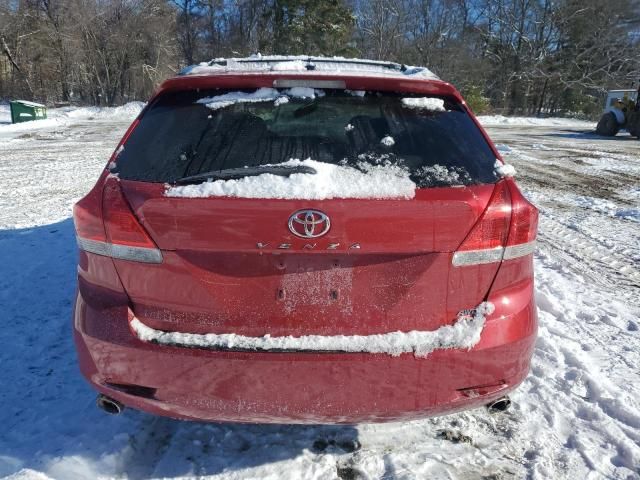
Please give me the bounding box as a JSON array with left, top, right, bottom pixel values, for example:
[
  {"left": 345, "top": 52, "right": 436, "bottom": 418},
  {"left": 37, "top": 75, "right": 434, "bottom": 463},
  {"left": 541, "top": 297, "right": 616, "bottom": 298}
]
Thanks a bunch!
[{"left": 596, "top": 86, "right": 640, "bottom": 137}]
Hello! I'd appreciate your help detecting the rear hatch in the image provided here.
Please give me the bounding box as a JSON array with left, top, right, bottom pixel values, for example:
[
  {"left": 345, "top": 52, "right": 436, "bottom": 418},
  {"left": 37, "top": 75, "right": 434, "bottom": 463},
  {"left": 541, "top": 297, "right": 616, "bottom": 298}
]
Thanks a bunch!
[{"left": 109, "top": 86, "right": 501, "bottom": 337}]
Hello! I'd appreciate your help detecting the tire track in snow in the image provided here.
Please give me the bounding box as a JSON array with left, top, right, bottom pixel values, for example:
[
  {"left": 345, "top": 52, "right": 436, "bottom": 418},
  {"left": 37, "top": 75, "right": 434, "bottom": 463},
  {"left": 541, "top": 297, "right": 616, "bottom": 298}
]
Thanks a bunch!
[
  {"left": 115, "top": 417, "right": 179, "bottom": 479},
  {"left": 530, "top": 262, "right": 640, "bottom": 479},
  {"left": 487, "top": 125, "right": 640, "bottom": 479},
  {"left": 493, "top": 132, "right": 640, "bottom": 308},
  {"left": 536, "top": 213, "right": 640, "bottom": 307}
]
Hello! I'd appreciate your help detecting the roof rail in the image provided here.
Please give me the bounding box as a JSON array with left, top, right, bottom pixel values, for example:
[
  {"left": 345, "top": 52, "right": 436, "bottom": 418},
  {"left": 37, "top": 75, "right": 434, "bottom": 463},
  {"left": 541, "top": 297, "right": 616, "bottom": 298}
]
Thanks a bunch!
[{"left": 207, "top": 56, "right": 408, "bottom": 73}]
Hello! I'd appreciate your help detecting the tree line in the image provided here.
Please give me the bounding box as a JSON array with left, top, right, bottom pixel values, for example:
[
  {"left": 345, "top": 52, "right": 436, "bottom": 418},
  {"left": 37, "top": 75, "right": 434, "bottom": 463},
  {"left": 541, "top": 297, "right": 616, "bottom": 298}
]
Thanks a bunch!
[{"left": 1, "top": 0, "right": 638, "bottom": 116}]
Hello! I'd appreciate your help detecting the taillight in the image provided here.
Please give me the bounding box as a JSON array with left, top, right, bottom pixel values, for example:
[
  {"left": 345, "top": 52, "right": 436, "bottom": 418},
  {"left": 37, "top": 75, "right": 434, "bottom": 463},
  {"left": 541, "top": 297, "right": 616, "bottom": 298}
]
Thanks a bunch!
[
  {"left": 452, "top": 181, "right": 511, "bottom": 266},
  {"left": 73, "top": 181, "right": 106, "bottom": 243},
  {"left": 503, "top": 185, "right": 538, "bottom": 260},
  {"left": 74, "top": 176, "right": 162, "bottom": 263},
  {"left": 452, "top": 181, "right": 537, "bottom": 266}
]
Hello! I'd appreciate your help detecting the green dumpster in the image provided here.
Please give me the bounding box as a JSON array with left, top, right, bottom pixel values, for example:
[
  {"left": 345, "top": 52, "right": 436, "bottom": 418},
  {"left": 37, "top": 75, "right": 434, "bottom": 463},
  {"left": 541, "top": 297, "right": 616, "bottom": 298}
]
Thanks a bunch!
[{"left": 10, "top": 100, "right": 47, "bottom": 124}]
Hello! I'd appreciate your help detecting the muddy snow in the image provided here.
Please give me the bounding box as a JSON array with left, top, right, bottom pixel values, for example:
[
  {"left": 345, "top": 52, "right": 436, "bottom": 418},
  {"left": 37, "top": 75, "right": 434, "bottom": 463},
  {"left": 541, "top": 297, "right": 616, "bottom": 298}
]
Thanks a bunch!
[{"left": 0, "top": 108, "right": 639, "bottom": 479}]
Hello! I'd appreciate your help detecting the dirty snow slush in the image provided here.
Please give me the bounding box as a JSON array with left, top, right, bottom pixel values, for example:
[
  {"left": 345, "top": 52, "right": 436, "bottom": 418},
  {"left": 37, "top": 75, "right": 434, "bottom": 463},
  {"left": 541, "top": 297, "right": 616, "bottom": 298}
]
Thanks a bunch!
[{"left": 0, "top": 108, "right": 639, "bottom": 479}]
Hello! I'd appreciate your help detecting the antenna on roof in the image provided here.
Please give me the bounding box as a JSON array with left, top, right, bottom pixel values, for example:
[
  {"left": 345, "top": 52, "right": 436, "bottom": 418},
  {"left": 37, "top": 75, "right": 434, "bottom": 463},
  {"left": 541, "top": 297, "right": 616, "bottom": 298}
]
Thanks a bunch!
[{"left": 305, "top": 57, "right": 316, "bottom": 70}]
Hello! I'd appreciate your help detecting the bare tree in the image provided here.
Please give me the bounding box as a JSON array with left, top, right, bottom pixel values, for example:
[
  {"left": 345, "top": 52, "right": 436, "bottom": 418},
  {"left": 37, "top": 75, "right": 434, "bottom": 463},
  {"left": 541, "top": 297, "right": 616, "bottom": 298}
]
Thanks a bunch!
[{"left": 0, "top": 0, "right": 637, "bottom": 117}]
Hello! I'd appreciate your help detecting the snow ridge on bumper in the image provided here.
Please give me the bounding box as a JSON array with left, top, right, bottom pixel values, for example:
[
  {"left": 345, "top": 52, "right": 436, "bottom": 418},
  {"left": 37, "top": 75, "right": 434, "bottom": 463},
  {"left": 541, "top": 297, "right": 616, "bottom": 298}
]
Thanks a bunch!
[{"left": 130, "top": 302, "right": 495, "bottom": 358}]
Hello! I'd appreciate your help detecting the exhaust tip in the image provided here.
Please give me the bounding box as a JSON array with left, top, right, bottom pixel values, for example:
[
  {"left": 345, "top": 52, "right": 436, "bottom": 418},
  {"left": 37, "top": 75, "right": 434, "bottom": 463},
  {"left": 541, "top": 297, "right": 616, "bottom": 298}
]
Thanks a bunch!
[
  {"left": 96, "top": 394, "right": 124, "bottom": 415},
  {"left": 486, "top": 396, "right": 511, "bottom": 413}
]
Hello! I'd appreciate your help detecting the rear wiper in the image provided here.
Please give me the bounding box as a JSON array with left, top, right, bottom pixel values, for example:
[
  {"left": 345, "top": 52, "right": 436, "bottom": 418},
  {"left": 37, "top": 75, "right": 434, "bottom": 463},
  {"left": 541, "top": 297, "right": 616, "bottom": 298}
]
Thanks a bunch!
[
  {"left": 293, "top": 102, "right": 318, "bottom": 118},
  {"left": 173, "top": 164, "right": 317, "bottom": 185}
]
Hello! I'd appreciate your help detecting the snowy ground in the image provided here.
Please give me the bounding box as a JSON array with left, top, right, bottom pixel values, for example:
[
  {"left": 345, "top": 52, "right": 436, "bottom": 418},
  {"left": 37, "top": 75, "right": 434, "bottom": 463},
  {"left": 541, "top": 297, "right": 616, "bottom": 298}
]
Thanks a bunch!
[{"left": 0, "top": 107, "right": 639, "bottom": 480}]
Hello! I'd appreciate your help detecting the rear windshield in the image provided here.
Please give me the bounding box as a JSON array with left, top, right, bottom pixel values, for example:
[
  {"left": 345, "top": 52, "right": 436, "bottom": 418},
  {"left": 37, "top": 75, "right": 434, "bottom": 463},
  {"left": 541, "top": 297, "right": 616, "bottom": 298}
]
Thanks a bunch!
[{"left": 114, "top": 88, "right": 498, "bottom": 188}]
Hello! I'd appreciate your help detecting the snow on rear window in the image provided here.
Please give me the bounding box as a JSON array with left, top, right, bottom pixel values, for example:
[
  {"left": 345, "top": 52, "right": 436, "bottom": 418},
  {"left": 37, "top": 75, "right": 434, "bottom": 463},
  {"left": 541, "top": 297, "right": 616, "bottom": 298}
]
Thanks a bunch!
[
  {"left": 284, "top": 86, "right": 323, "bottom": 99},
  {"left": 165, "top": 158, "right": 416, "bottom": 200},
  {"left": 401, "top": 97, "right": 446, "bottom": 112},
  {"left": 197, "top": 87, "right": 280, "bottom": 110},
  {"left": 380, "top": 135, "right": 395, "bottom": 146},
  {"left": 274, "top": 96, "right": 289, "bottom": 107},
  {"left": 197, "top": 87, "right": 323, "bottom": 110},
  {"left": 494, "top": 160, "right": 516, "bottom": 177},
  {"left": 415, "top": 164, "right": 472, "bottom": 186},
  {"left": 131, "top": 302, "right": 495, "bottom": 357}
]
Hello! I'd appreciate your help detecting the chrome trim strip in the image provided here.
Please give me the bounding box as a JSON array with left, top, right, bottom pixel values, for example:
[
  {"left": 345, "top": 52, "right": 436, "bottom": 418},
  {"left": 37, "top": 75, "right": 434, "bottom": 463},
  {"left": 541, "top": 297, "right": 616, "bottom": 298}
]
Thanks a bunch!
[
  {"left": 110, "top": 244, "right": 163, "bottom": 263},
  {"left": 503, "top": 240, "right": 536, "bottom": 260},
  {"left": 452, "top": 246, "right": 504, "bottom": 267},
  {"left": 76, "top": 237, "right": 111, "bottom": 257},
  {"left": 452, "top": 241, "right": 536, "bottom": 267},
  {"left": 76, "top": 237, "right": 163, "bottom": 264}
]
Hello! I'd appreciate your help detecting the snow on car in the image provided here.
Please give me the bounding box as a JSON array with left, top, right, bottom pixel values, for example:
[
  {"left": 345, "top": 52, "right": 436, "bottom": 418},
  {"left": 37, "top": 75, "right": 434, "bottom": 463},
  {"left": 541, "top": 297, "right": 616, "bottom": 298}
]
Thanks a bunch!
[
  {"left": 72, "top": 57, "right": 539, "bottom": 424},
  {"left": 0, "top": 61, "right": 639, "bottom": 479}
]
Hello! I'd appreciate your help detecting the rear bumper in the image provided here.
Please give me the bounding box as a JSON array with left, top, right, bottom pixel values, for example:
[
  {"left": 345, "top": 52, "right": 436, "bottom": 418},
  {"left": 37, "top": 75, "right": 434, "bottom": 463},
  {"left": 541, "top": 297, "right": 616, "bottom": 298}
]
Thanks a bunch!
[{"left": 73, "top": 289, "right": 536, "bottom": 424}]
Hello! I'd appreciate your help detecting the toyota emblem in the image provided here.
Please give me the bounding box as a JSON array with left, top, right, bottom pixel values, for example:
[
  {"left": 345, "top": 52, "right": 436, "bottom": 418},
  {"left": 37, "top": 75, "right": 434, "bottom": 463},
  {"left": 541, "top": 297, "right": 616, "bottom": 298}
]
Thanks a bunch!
[{"left": 288, "top": 209, "right": 331, "bottom": 238}]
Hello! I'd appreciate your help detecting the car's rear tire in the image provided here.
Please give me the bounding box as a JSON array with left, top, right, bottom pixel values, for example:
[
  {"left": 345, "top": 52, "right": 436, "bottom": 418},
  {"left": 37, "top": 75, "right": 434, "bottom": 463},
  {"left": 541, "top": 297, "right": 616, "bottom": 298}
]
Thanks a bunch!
[
  {"left": 595, "top": 112, "right": 620, "bottom": 136},
  {"left": 626, "top": 111, "right": 640, "bottom": 138}
]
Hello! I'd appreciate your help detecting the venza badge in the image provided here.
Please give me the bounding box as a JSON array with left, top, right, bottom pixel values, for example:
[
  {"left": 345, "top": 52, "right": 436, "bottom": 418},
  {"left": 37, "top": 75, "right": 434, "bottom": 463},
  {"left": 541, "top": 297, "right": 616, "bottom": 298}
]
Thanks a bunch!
[{"left": 288, "top": 209, "right": 331, "bottom": 238}]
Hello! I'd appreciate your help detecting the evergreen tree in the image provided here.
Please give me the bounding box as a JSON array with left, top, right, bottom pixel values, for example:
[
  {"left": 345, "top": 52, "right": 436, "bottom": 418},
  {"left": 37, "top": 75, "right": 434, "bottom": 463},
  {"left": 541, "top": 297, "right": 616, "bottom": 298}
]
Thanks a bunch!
[{"left": 266, "top": 0, "right": 356, "bottom": 56}]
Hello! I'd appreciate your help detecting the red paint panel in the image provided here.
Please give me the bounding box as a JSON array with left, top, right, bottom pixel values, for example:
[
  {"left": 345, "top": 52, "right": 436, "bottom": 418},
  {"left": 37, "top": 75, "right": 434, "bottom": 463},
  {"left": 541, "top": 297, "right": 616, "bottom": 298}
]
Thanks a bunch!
[
  {"left": 114, "top": 182, "right": 495, "bottom": 336},
  {"left": 153, "top": 74, "right": 463, "bottom": 104},
  {"left": 122, "top": 181, "right": 493, "bottom": 253},
  {"left": 72, "top": 70, "right": 539, "bottom": 423},
  {"left": 117, "top": 252, "right": 450, "bottom": 336},
  {"left": 74, "top": 287, "right": 535, "bottom": 424}
]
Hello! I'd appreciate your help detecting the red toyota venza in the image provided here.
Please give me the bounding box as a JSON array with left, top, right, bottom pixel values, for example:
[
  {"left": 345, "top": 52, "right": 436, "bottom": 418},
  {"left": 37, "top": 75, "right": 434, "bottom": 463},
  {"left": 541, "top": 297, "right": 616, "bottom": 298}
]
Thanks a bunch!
[{"left": 72, "top": 57, "right": 538, "bottom": 423}]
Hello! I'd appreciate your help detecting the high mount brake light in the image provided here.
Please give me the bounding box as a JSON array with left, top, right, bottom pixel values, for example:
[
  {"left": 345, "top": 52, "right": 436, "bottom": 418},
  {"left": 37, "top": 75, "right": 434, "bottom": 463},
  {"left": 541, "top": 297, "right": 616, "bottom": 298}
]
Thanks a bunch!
[
  {"left": 452, "top": 181, "right": 537, "bottom": 267},
  {"left": 74, "top": 176, "right": 162, "bottom": 264}
]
